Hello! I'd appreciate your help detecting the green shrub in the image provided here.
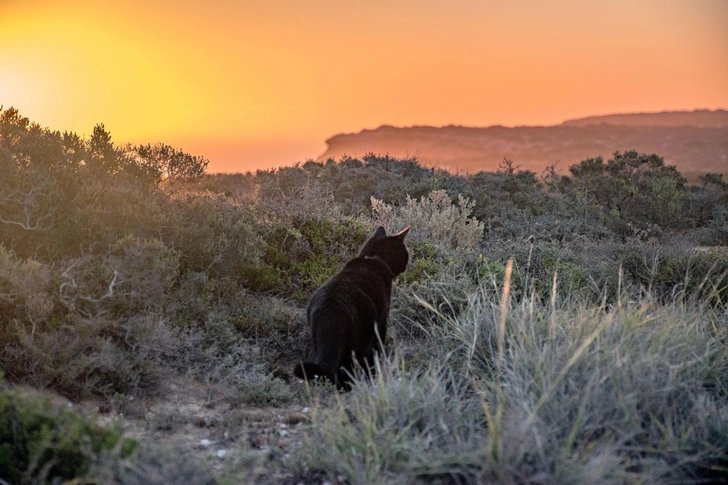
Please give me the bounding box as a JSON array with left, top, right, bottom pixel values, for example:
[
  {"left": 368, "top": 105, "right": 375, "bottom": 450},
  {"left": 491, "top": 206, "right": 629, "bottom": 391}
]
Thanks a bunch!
[
  {"left": 624, "top": 248, "right": 728, "bottom": 305},
  {"left": 256, "top": 217, "right": 370, "bottom": 300},
  {"left": 231, "top": 374, "right": 293, "bottom": 407},
  {"left": 0, "top": 245, "right": 58, "bottom": 347},
  {"left": 0, "top": 385, "right": 135, "bottom": 484},
  {"left": 164, "top": 192, "right": 264, "bottom": 280},
  {"left": 55, "top": 175, "right": 169, "bottom": 256},
  {"left": 399, "top": 241, "right": 446, "bottom": 284},
  {"left": 3, "top": 314, "right": 182, "bottom": 399}
]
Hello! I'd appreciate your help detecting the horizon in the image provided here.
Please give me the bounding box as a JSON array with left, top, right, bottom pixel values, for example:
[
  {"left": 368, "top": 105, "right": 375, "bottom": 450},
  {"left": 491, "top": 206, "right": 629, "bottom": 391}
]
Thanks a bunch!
[
  {"left": 2, "top": 0, "right": 727, "bottom": 172},
  {"left": 330, "top": 108, "right": 728, "bottom": 134}
]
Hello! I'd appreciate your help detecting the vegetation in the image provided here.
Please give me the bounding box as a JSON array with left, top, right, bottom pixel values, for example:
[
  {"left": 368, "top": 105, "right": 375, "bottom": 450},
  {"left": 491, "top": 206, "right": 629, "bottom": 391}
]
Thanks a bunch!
[
  {"left": 0, "top": 106, "right": 726, "bottom": 483},
  {"left": 0, "top": 379, "right": 136, "bottom": 484}
]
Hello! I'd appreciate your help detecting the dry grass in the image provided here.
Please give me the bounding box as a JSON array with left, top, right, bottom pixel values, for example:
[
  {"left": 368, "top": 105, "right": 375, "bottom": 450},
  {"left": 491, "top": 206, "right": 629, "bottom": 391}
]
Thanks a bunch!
[{"left": 291, "top": 280, "right": 728, "bottom": 484}]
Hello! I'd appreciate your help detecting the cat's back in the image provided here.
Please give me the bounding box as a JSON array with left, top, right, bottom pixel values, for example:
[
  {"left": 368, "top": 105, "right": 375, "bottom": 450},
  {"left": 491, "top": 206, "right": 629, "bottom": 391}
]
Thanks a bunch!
[
  {"left": 329, "top": 256, "right": 394, "bottom": 292},
  {"left": 310, "top": 257, "right": 393, "bottom": 307}
]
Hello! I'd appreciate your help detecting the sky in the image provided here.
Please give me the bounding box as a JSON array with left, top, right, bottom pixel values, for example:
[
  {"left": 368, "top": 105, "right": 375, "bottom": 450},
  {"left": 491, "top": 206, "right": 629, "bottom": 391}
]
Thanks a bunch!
[{"left": 1, "top": 0, "right": 727, "bottom": 172}]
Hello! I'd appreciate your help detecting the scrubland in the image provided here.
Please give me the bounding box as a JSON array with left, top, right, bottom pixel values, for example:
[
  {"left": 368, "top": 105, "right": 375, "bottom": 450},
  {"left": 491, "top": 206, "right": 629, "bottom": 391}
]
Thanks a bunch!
[{"left": 1, "top": 107, "right": 727, "bottom": 484}]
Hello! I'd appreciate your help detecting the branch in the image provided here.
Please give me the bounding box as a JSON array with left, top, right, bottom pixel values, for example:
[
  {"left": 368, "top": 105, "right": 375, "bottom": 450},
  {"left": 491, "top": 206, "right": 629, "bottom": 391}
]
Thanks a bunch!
[
  {"left": 0, "top": 205, "right": 54, "bottom": 231},
  {"left": 78, "top": 270, "right": 119, "bottom": 304},
  {"left": 59, "top": 260, "right": 123, "bottom": 318},
  {"left": 0, "top": 179, "right": 56, "bottom": 231}
]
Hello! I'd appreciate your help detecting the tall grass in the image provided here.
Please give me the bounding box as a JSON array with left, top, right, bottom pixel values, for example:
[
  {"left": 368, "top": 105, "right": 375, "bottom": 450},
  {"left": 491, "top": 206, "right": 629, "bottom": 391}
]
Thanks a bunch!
[{"left": 293, "top": 277, "right": 728, "bottom": 484}]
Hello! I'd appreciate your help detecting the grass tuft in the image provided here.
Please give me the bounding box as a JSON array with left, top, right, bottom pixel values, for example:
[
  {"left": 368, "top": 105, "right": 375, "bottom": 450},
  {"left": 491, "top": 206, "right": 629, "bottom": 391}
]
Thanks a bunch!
[{"left": 293, "top": 283, "right": 728, "bottom": 484}]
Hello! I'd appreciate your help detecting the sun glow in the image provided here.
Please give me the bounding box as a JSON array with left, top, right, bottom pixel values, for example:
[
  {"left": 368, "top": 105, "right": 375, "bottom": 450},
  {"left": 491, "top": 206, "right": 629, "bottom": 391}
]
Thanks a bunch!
[{"left": 1, "top": 0, "right": 727, "bottom": 171}]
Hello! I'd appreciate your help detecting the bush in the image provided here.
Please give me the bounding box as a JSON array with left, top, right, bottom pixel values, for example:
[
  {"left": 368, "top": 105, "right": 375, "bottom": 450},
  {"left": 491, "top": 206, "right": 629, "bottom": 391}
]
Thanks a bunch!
[
  {"left": 0, "top": 239, "right": 187, "bottom": 399},
  {"left": 88, "top": 443, "right": 217, "bottom": 485},
  {"left": 231, "top": 374, "right": 293, "bottom": 407},
  {"left": 0, "top": 245, "right": 58, "bottom": 347},
  {"left": 0, "top": 384, "right": 135, "bottom": 484},
  {"left": 624, "top": 248, "right": 728, "bottom": 305},
  {"left": 256, "top": 217, "right": 371, "bottom": 300},
  {"left": 371, "top": 189, "right": 484, "bottom": 255},
  {"left": 163, "top": 192, "right": 263, "bottom": 280},
  {"left": 568, "top": 151, "right": 687, "bottom": 232},
  {"left": 3, "top": 313, "right": 183, "bottom": 399},
  {"left": 58, "top": 237, "right": 180, "bottom": 318}
]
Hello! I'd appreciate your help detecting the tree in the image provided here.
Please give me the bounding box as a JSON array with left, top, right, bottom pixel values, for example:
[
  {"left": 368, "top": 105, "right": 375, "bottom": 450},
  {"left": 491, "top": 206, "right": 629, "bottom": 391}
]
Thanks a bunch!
[
  {"left": 130, "top": 143, "right": 209, "bottom": 191},
  {"left": 687, "top": 172, "right": 728, "bottom": 228},
  {"left": 88, "top": 123, "right": 122, "bottom": 174},
  {"left": 569, "top": 151, "right": 686, "bottom": 228}
]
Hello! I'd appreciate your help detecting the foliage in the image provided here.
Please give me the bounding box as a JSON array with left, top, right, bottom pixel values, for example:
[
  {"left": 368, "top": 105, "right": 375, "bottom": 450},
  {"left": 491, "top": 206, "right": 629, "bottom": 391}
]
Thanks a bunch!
[
  {"left": 2, "top": 107, "right": 728, "bottom": 484},
  {"left": 231, "top": 374, "right": 293, "bottom": 407},
  {"left": 623, "top": 248, "right": 728, "bottom": 305},
  {"left": 130, "top": 142, "right": 208, "bottom": 188},
  {"left": 256, "top": 217, "right": 371, "bottom": 300},
  {"left": 0, "top": 384, "right": 135, "bottom": 484},
  {"left": 568, "top": 150, "right": 687, "bottom": 231},
  {"left": 0, "top": 107, "right": 200, "bottom": 260},
  {"left": 371, "top": 189, "right": 484, "bottom": 254},
  {"left": 294, "top": 287, "right": 728, "bottom": 485},
  {"left": 88, "top": 443, "right": 217, "bottom": 485}
]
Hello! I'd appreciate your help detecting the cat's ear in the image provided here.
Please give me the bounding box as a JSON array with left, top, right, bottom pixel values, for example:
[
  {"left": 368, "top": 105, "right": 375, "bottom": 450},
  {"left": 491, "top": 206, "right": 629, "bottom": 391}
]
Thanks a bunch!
[
  {"left": 395, "top": 227, "right": 410, "bottom": 240},
  {"left": 374, "top": 226, "right": 387, "bottom": 238}
]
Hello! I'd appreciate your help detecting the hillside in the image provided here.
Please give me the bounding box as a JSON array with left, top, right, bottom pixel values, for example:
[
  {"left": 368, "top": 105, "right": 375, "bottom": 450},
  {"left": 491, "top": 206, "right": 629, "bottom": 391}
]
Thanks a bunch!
[
  {"left": 562, "top": 109, "right": 728, "bottom": 127},
  {"left": 319, "top": 110, "right": 728, "bottom": 176}
]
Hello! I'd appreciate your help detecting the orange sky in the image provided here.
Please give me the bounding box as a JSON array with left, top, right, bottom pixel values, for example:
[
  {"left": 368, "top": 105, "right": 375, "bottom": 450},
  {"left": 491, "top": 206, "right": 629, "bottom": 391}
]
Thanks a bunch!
[{"left": 1, "top": 0, "right": 727, "bottom": 172}]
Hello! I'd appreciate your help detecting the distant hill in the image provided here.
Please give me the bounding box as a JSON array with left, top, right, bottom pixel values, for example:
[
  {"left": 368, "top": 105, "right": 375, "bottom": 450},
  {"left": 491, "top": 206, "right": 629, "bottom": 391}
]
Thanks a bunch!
[
  {"left": 562, "top": 109, "right": 728, "bottom": 128},
  {"left": 318, "top": 110, "right": 728, "bottom": 177}
]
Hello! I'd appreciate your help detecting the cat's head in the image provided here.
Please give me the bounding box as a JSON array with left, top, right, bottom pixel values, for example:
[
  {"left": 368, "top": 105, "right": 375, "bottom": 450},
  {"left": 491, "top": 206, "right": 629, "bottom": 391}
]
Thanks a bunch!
[{"left": 358, "top": 226, "right": 410, "bottom": 276}]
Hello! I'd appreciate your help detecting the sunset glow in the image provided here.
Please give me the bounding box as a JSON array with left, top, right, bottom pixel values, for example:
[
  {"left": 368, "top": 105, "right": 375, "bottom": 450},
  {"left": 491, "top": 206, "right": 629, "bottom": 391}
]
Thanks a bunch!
[{"left": 2, "top": 0, "right": 727, "bottom": 172}]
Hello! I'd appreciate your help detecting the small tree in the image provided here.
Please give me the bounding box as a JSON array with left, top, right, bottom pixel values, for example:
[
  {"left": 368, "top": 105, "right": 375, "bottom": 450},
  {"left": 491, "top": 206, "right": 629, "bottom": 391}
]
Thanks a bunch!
[
  {"left": 686, "top": 172, "right": 728, "bottom": 230},
  {"left": 130, "top": 143, "right": 209, "bottom": 191},
  {"left": 569, "top": 151, "right": 687, "bottom": 229}
]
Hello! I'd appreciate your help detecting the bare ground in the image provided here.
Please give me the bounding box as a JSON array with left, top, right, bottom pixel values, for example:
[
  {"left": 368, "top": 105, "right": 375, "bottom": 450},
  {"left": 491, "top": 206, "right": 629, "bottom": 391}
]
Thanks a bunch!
[{"left": 13, "top": 376, "right": 319, "bottom": 484}]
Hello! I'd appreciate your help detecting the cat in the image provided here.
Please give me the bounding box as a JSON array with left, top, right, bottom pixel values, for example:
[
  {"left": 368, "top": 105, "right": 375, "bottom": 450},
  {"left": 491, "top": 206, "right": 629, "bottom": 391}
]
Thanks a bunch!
[{"left": 293, "top": 226, "right": 410, "bottom": 390}]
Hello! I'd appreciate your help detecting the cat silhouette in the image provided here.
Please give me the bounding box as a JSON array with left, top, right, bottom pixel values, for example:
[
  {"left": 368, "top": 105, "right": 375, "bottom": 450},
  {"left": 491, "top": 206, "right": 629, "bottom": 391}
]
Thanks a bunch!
[{"left": 294, "top": 226, "right": 410, "bottom": 390}]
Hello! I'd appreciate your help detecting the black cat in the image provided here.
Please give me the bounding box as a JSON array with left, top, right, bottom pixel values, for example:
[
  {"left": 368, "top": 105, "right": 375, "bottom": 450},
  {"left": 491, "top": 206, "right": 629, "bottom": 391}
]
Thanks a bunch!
[{"left": 293, "top": 226, "right": 410, "bottom": 390}]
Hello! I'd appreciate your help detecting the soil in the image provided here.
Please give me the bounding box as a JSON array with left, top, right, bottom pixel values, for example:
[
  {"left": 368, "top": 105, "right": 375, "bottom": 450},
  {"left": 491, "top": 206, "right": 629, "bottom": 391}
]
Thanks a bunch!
[{"left": 13, "top": 376, "right": 318, "bottom": 484}]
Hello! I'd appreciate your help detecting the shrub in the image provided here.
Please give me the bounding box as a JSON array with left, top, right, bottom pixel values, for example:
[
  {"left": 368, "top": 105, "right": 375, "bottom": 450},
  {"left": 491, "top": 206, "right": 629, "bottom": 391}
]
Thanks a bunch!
[
  {"left": 255, "top": 217, "right": 371, "bottom": 300},
  {"left": 3, "top": 313, "right": 183, "bottom": 399},
  {"left": 371, "top": 189, "right": 484, "bottom": 255},
  {"left": 88, "top": 443, "right": 217, "bottom": 485},
  {"left": 0, "top": 384, "right": 135, "bottom": 484},
  {"left": 568, "top": 151, "right": 687, "bottom": 231},
  {"left": 163, "top": 192, "right": 263, "bottom": 280},
  {"left": 0, "top": 245, "right": 58, "bottom": 347},
  {"left": 57, "top": 237, "right": 180, "bottom": 318},
  {"left": 623, "top": 248, "right": 728, "bottom": 305},
  {"left": 231, "top": 374, "right": 293, "bottom": 407}
]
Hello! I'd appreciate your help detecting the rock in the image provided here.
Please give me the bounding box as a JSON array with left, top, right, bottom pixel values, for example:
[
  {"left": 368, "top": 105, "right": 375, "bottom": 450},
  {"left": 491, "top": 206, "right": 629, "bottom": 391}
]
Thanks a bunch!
[{"left": 285, "top": 412, "right": 308, "bottom": 425}]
